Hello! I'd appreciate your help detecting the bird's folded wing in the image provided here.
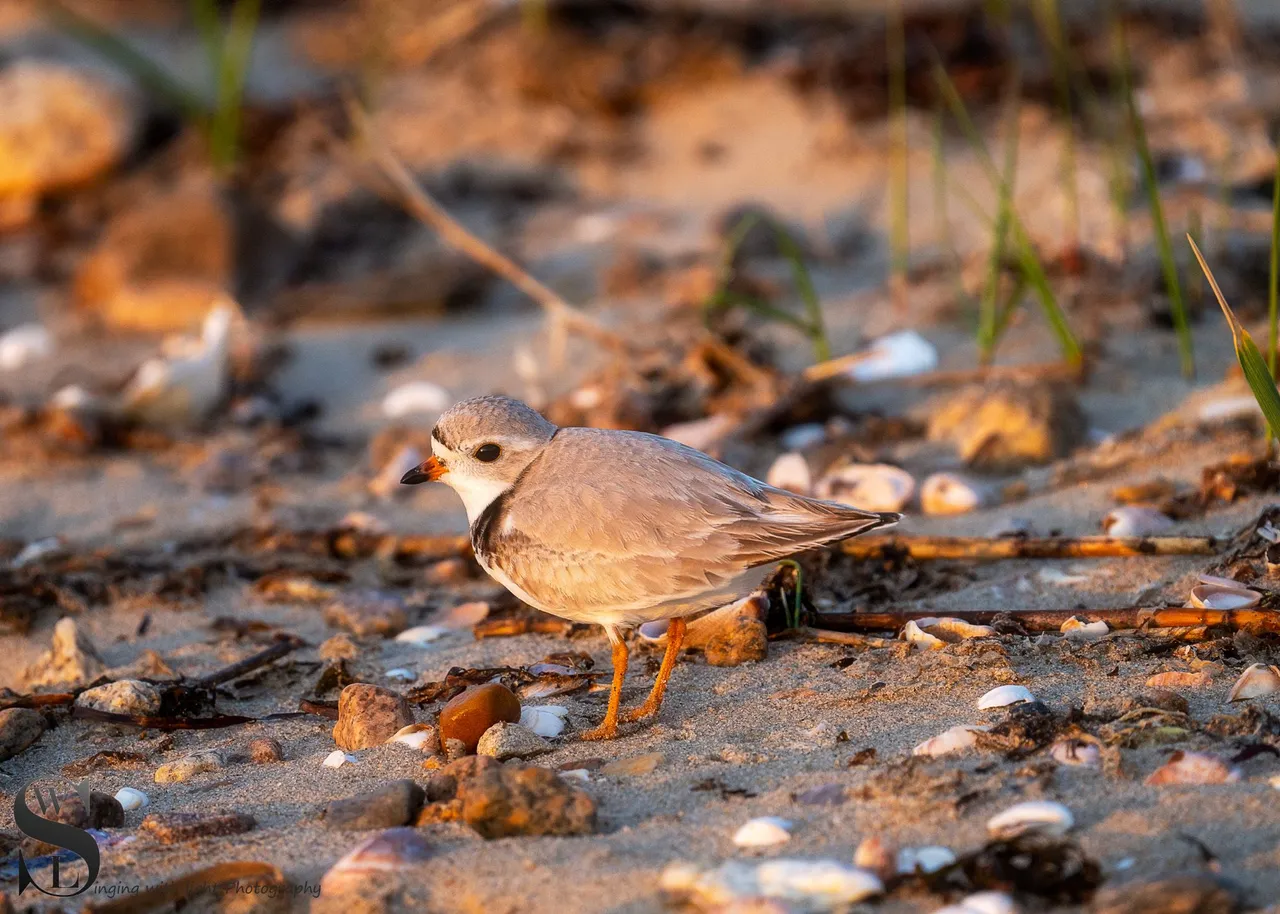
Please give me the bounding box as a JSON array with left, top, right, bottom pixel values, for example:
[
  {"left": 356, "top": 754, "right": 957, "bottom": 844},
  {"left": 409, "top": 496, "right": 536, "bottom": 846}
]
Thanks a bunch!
[{"left": 490, "top": 429, "right": 892, "bottom": 612}]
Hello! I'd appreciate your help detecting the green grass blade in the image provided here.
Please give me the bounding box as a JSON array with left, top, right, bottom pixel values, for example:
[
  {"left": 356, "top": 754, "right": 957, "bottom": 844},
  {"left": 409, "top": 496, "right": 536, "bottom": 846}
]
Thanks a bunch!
[
  {"left": 887, "top": 0, "right": 909, "bottom": 314},
  {"left": 209, "top": 0, "right": 261, "bottom": 173},
  {"left": 776, "top": 559, "right": 804, "bottom": 631},
  {"left": 1269, "top": 145, "right": 1280, "bottom": 377},
  {"left": 1032, "top": 0, "right": 1080, "bottom": 256},
  {"left": 189, "top": 0, "right": 225, "bottom": 87},
  {"left": 1189, "top": 235, "right": 1280, "bottom": 439},
  {"left": 1116, "top": 18, "right": 1194, "bottom": 378},
  {"left": 979, "top": 72, "right": 1021, "bottom": 365},
  {"left": 773, "top": 223, "right": 831, "bottom": 362},
  {"left": 43, "top": 0, "right": 206, "bottom": 121}
]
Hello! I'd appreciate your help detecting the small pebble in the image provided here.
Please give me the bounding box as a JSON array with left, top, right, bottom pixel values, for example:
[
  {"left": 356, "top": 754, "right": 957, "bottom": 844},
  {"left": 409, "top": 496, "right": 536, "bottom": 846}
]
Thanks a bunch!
[
  {"left": 324, "top": 750, "right": 357, "bottom": 768},
  {"left": 324, "top": 592, "right": 408, "bottom": 638},
  {"left": 0, "top": 323, "right": 52, "bottom": 371},
  {"left": 154, "top": 750, "right": 225, "bottom": 784},
  {"left": 0, "top": 707, "right": 46, "bottom": 763},
  {"left": 318, "top": 633, "right": 358, "bottom": 661},
  {"left": 76, "top": 679, "right": 162, "bottom": 716},
  {"left": 439, "top": 683, "right": 521, "bottom": 753},
  {"left": 248, "top": 738, "right": 283, "bottom": 764},
  {"left": 600, "top": 752, "right": 664, "bottom": 777},
  {"left": 765, "top": 453, "right": 811, "bottom": 495},
  {"left": 324, "top": 780, "right": 425, "bottom": 830},
  {"left": 733, "top": 817, "right": 792, "bottom": 848},
  {"left": 115, "top": 787, "right": 148, "bottom": 811},
  {"left": 141, "top": 811, "right": 256, "bottom": 844},
  {"left": 333, "top": 683, "right": 416, "bottom": 751},
  {"left": 476, "top": 722, "right": 552, "bottom": 761}
]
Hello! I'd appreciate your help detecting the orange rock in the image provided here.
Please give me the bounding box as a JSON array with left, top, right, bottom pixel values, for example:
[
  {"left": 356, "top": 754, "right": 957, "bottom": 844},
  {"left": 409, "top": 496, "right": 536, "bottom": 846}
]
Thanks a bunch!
[{"left": 439, "top": 683, "right": 520, "bottom": 753}]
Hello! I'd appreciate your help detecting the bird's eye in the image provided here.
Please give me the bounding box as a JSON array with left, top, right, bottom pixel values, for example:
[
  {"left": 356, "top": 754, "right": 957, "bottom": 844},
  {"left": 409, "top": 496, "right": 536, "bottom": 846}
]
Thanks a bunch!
[{"left": 474, "top": 443, "right": 501, "bottom": 462}]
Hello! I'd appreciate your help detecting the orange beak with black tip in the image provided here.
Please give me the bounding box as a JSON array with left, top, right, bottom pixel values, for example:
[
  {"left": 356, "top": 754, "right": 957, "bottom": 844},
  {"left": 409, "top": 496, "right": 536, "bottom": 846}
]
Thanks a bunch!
[{"left": 401, "top": 455, "right": 447, "bottom": 485}]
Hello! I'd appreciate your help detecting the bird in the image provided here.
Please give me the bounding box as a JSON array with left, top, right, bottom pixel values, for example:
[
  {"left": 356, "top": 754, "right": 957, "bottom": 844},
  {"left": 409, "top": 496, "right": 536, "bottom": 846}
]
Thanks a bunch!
[{"left": 401, "top": 395, "right": 899, "bottom": 740}]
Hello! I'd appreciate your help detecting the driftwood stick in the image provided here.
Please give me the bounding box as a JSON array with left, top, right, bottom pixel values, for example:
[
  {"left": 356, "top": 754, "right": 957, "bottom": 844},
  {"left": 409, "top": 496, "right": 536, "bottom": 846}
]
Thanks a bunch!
[
  {"left": 842, "top": 534, "right": 1221, "bottom": 561},
  {"left": 193, "top": 634, "right": 304, "bottom": 688},
  {"left": 797, "top": 627, "right": 892, "bottom": 649},
  {"left": 85, "top": 861, "right": 286, "bottom": 914},
  {"left": 344, "top": 95, "right": 626, "bottom": 354},
  {"left": 817, "top": 607, "right": 1280, "bottom": 635},
  {"left": 803, "top": 356, "right": 1084, "bottom": 385}
]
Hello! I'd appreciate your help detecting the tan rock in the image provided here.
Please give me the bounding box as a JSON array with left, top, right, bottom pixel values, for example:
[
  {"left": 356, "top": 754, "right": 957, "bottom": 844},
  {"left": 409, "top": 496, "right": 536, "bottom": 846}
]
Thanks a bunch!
[
  {"left": 75, "top": 679, "right": 162, "bottom": 716},
  {"left": 0, "top": 708, "right": 45, "bottom": 762},
  {"left": 926, "top": 381, "right": 1086, "bottom": 470},
  {"left": 419, "top": 755, "right": 596, "bottom": 839},
  {"left": 332, "top": 683, "right": 415, "bottom": 751},
  {"left": 22, "top": 618, "right": 106, "bottom": 689},
  {"left": 154, "top": 750, "right": 225, "bottom": 784}
]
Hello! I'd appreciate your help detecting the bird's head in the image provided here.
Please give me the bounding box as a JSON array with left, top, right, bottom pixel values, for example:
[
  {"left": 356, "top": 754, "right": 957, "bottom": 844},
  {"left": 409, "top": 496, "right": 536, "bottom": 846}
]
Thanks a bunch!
[{"left": 401, "top": 395, "right": 558, "bottom": 522}]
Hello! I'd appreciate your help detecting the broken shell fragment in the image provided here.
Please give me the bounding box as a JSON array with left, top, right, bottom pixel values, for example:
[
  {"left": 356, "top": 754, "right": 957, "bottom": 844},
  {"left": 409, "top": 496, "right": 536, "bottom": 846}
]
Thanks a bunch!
[
  {"left": 1145, "top": 750, "right": 1241, "bottom": 785},
  {"left": 766, "top": 453, "right": 812, "bottom": 495},
  {"left": 927, "top": 618, "right": 996, "bottom": 640},
  {"left": 1227, "top": 663, "right": 1280, "bottom": 702},
  {"left": 896, "top": 845, "right": 956, "bottom": 875},
  {"left": 1049, "top": 738, "right": 1100, "bottom": 768},
  {"left": 520, "top": 705, "right": 569, "bottom": 738},
  {"left": 935, "top": 892, "right": 1018, "bottom": 914},
  {"left": 844, "top": 329, "right": 938, "bottom": 382},
  {"left": 1061, "top": 617, "right": 1109, "bottom": 641},
  {"left": 323, "top": 750, "right": 357, "bottom": 768},
  {"left": 986, "top": 801, "right": 1074, "bottom": 839},
  {"left": 913, "top": 725, "right": 985, "bottom": 758},
  {"left": 388, "top": 724, "right": 440, "bottom": 752},
  {"left": 1198, "top": 573, "right": 1247, "bottom": 588},
  {"left": 660, "top": 859, "right": 882, "bottom": 909},
  {"left": 977, "top": 685, "right": 1035, "bottom": 710},
  {"left": 395, "top": 625, "right": 449, "bottom": 647},
  {"left": 733, "top": 817, "right": 793, "bottom": 848},
  {"left": 921, "top": 473, "right": 987, "bottom": 515},
  {"left": 1102, "top": 507, "right": 1174, "bottom": 537},
  {"left": 902, "top": 620, "right": 945, "bottom": 650},
  {"left": 1189, "top": 584, "right": 1259, "bottom": 610},
  {"left": 321, "top": 827, "right": 433, "bottom": 895},
  {"left": 815, "top": 463, "right": 915, "bottom": 513},
  {"left": 114, "top": 787, "right": 148, "bottom": 811}
]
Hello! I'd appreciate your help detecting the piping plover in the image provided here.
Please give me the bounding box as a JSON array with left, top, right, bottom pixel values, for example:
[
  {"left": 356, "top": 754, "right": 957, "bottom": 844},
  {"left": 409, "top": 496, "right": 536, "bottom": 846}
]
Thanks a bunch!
[{"left": 402, "top": 395, "right": 899, "bottom": 739}]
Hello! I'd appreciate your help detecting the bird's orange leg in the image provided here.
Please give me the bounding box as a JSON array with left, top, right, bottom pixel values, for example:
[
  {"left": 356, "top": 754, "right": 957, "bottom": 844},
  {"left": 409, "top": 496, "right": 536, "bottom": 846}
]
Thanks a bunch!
[
  {"left": 621, "top": 617, "right": 687, "bottom": 724},
  {"left": 579, "top": 635, "right": 628, "bottom": 741}
]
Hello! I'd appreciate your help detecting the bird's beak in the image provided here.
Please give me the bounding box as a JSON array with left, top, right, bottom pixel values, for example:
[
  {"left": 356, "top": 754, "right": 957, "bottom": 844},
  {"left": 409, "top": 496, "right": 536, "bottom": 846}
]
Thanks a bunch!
[{"left": 401, "top": 456, "right": 446, "bottom": 485}]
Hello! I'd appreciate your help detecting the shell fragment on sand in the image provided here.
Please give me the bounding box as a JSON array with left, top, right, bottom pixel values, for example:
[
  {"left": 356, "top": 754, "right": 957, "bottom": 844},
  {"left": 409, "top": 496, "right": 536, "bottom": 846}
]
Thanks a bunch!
[
  {"left": 986, "top": 801, "right": 1074, "bottom": 839},
  {"left": 977, "top": 685, "right": 1035, "bottom": 710}
]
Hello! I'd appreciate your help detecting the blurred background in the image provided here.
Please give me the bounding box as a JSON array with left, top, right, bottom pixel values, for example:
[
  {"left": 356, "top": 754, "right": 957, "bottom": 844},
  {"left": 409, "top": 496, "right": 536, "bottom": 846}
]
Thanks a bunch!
[{"left": 2, "top": 0, "right": 1280, "bottom": 547}]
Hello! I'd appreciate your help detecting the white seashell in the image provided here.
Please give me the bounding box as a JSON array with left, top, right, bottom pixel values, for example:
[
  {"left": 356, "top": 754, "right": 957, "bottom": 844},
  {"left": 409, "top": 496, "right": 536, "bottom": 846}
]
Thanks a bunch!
[
  {"left": 1227, "top": 663, "right": 1280, "bottom": 701},
  {"left": 921, "top": 473, "right": 985, "bottom": 515},
  {"left": 394, "top": 625, "right": 449, "bottom": 646},
  {"left": 986, "top": 801, "right": 1074, "bottom": 839},
  {"left": 779, "top": 423, "right": 827, "bottom": 451},
  {"left": 0, "top": 323, "right": 53, "bottom": 371},
  {"left": 1198, "top": 573, "right": 1247, "bottom": 588},
  {"left": 977, "top": 685, "right": 1035, "bottom": 710},
  {"left": 1189, "top": 584, "right": 1260, "bottom": 610},
  {"left": 1198, "top": 396, "right": 1260, "bottom": 423},
  {"left": 520, "top": 705, "right": 569, "bottom": 738},
  {"left": 766, "top": 453, "right": 812, "bottom": 495},
  {"left": 1102, "top": 506, "right": 1174, "bottom": 537},
  {"left": 122, "top": 302, "right": 235, "bottom": 426},
  {"left": 935, "top": 892, "right": 1019, "bottom": 914},
  {"left": 896, "top": 846, "right": 956, "bottom": 875},
  {"left": 902, "top": 620, "right": 945, "bottom": 650},
  {"left": 927, "top": 618, "right": 996, "bottom": 640},
  {"left": 384, "top": 668, "right": 416, "bottom": 682},
  {"left": 660, "top": 859, "right": 882, "bottom": 908},
  {"left": 387, "top": 724, "right": 438, "bottom": 750},
  {"left": 114, "top": 787, "right": 148, "bottom": 811},
  {"left": 733, "top": 816, "right": 793, "bottom": 848},
  {"left": 323, "top": 750, "right": 357, "bottom": 768},
  {"left": 321, "top": 828, "right": 434, "bottom": 894},
  {"left": 913, "top": 725, "right": 986, "bottom": 757},
  {"left": 381, "top": 381, "right": 451, "bottom": 419},
  {"left": 846, "top": 330, "right": 938, "bottom": 382},
  {"left": 637, "top": 620, "right": 668, "bottom": 641},
  {"left": 815, "top": 463, "right": 915, "bottom": 513},
  {"left": 1145, "top": 750, "right": 1241, "bottom": 785},
  {"left": 1049, "top": 738, "right": 1100, "bottom": 768},
  {"left": 1061, "top": 617, "right": 1109, "bottom": 641}
]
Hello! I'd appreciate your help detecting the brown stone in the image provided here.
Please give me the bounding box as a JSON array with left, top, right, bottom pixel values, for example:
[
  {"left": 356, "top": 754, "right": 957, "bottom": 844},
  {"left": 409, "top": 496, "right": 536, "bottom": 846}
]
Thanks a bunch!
[
  {"left": 688, "top": 594, "right": 769, "bottom": 667},
  {"left": 439, "top": 683, "right": 521, "bottom": 753},
  {"left": 248, "top": 737, "right": 284, "bottom": 763},
  {"left": 332, "top": 683, "right": 415, "bottom": 751},
  {"left": 89, "top": 791, "right": 125, "bottom": 828},
  {"left": 926, "top": 381, "right": 1087, "bottom": 470},
  {"left": 324, "top": 780, "right": 425, "bottom": 830},
  {"left": 324, "top": 592, "right": 409, "bottom": 638},
  {"left": 140, "top": 811, "right": 256, "bottom": 844},
  {"left": 1091, "top": 875, "right": 1239, "bottom": 914},
  {"left": 19, "top": 790, "right": 120, "bottom": 855},
  {"left": 419, "top": 756, "right": 596, "bottom": 839},
  {"left": 0, "top": 707, "right": 45, "bottom": 762}
]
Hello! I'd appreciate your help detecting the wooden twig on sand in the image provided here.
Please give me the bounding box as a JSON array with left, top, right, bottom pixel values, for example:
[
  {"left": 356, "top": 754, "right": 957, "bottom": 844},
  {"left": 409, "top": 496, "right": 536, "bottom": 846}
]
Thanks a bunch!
[
  {"left": 817, "top": 607, "right": 1280, "bottom": 636},
  {"left": 842, "top": 534, "right": 1221, "bottom": 561},
  {"left": 795, "top": 626, "right": 892, "bottom": 649},
  {"left": 343, "top": 95, "right": 626, "bottom": 357},
  {"left": 193, "top": 633, "right": 305, "bottom": 687},
  {"left": 803, "top": 355, "right": 1084, "bottom": 385}
]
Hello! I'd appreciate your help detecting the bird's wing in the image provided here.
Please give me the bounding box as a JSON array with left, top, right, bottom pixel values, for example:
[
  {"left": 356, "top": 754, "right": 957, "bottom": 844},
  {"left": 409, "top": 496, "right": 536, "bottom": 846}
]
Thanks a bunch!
[{"left": 487, "top": 429, "right": 896, "bottom": 613}]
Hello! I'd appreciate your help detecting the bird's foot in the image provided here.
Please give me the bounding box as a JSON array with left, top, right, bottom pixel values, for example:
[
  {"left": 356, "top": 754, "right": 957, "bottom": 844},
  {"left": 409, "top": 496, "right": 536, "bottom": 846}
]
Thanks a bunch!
[
  {"left": 620, "top": 702, "right": 660, "bottom": 724},
  {"left": 577, "top": 721, "right": 619, "bottom": 741}
]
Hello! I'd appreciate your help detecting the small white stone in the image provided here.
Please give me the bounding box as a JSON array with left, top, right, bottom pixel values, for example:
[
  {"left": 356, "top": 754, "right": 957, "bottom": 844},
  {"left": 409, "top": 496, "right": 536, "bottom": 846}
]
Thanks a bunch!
[
  {"left": 382, "top": 381, "right": 451, "bottom": 419},
  {"left": 114, "top": 787, "right": 148, "bottom": 811},
  {"left": 477, "top": 722, "right": 551, "bottom": 760},
  {"left": 323, "top": 750, "right": 357, "bottom": 768},
  {"left": 986, "top": 801, "right": 1074, "bottom": 839},
  {"left": 520, "top": 705, "right": 569, "bottom": 738},
  {"left": 977, "top": 685, "right": 1035, "bottom": 710},
  {"left": 896, "top": 845, "right": 956, "bottom": 875},
  {"left": 733, "top": 816, "right": 792, "bottom": 848}
]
